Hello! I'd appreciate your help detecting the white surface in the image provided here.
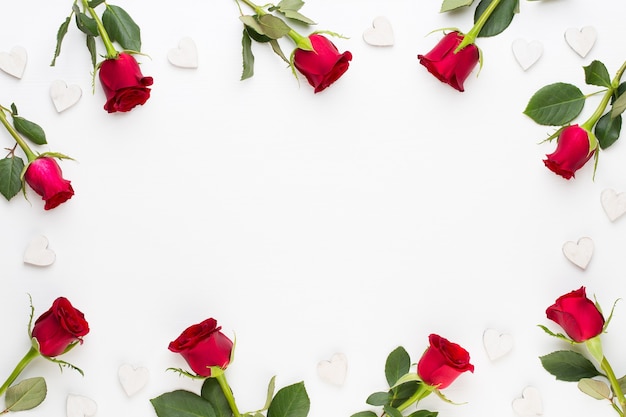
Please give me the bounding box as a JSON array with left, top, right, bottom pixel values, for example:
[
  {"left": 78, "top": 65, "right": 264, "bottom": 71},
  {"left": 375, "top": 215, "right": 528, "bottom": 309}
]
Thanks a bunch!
[{"left": 2, "top": 1, "right": 626, "bottom": 417}]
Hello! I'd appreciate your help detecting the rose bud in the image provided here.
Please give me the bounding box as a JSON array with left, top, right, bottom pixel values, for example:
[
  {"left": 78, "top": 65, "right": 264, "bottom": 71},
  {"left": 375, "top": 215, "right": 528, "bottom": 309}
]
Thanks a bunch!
[
  {"left": 417, "top": 31, "right": 479, "bottom": 92},
  {"left": 543, "top": 125, "right": 595, "bottom": 179},
  {"left": 293, "top": 34, "right": 352, "bottom": 93},
  {"left": 31, "top": 297, "right": 90, "bottom": 357},
  {"left": 417, "top": 334, "right": 474, "bottom": 389},
  {"left": 168, "top": 318, "right": 234, "bottom": 377},
  {"left": 24, "top": 156, "right": 74, "bottom": 210},
  {"left": 99, "top": 52, "right": 153, "bottom": 113},
  {"left": 546, "top": 287, "right": 605, "bottom": 343}
]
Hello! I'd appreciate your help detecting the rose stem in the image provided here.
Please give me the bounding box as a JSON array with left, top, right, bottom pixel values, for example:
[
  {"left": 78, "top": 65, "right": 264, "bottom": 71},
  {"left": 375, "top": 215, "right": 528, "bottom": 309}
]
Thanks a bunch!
[
  {"left": 600, "top": 357, "right": 626, "bottom": 416},
  {"left": 581, "top": 60, "right": 626, "bottom": 131},
  {"left": 80, "top": 0, "right": 118, "bottom": 59},
  {"left": 0, "top": 107, "right": 36, "bottom": 162},
  {"left": 0, "top": 347, "right": 39, "bottom": 397},
  {"left": 214, "top": 373, "right": 242, "bottom": 417},
  {"left": 455, "top": 0, "right": 503, "bottom": 53}
]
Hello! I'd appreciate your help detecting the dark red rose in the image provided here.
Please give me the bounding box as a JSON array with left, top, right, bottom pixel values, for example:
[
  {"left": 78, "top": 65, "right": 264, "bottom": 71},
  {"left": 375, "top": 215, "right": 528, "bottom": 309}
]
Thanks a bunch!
[
  {"left": 293, "top": 34, "right": 352, "bottom": 93},
  {"left": 417, "top": 334, "right": 474, "bottom": 389},
  {"left": 99, "top": 53, "right": 153, "bottom": 113},
  {"left": 417, "top": 31, "right": 479, "bottom": 92},
  {"left": 546, "top": 287, "right": 605, "bottom": 343},
  {"left": 544, "top": 125, "right": 595, "bottom": 179},
  {"left": 31, "top": 297, "right": 89, "bottom": 357},
  {"left": 24, "top": 156, "right": 74, "bottom": 210},
  {"left": 168, "top": 318, "right": 234, "bottom": 377}
]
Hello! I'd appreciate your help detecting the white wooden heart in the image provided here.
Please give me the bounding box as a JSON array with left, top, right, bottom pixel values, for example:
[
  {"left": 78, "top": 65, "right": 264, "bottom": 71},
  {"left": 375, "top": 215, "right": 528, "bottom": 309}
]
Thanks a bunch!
[
  {"left": 511, "top": 39, "right": 543, "bottom": 70},
  {"left": 118, "top": 364, "right": 150, "bottom": 396},
  {"left": 0, "top": 46, "right": 27, "bottom": 79},
  {"left": 67, "top": 394, "right": 97, "bottom": 417},
  {"left": 23, "top": 235, "right": 56, "bottom": 267},
  {"left": 601, "top": 188, "right": 626, "bottom": 222},
  {"left": 512, "top": 386, "right": 542, "bottom": 417},
  {"left": 317, "top": 353, "right": 348, "bottom": 386},
  {"left": 483, "top": 328, "right": 514, "bottom": 361},
  {"left": 562, "top": 237, "right": 594, "bottom": 270},
  {"left": 50, "top": 80, "right": 82, "bottom": 113},
  {"left": 363, "top": 16, "right": 394, "bottom": 47},
  {"left": 565, "top": 26, "right": 597, "bottom": 58},
  {"left": 167, "top": 37, "right": 199, "bottom": 69}
]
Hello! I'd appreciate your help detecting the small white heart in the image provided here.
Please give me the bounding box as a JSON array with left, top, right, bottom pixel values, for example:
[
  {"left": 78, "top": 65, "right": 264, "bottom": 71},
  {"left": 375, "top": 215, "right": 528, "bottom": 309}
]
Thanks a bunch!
[
  {"left": 562, "top": 237, "right": 594, "bottom": 270},
  {"left": 50, "top": 80, "right": 82, "bottom": 113},
  {"left": 483, "top": 328, "right": 514, "bottom": 361},
  {"left": 565, "top": 26, "right": 597, "bottom": 58},
  {"left": 511, "top": 39, "right": 543, "bottom": 70},
  {"left": 118, "top": 364, "right": 150, "bottom": 397},
  {"left": 512, "top": 386, "right": 543, "bottom": 417},
  {"left": 317, "top": 353, "right": 348, "bottom": 386},
  {"left": 23, "top": 235, "right": 56, "bottom": 267},
  {"left": 0, "top": 46, "right": 27, "bottom": 79},
  {"left": 363, "top": 16, "right": 394, "bottom": 47},
  {"left": 167, "top": 37, "right": 198, "bottom": 69},
  {"left": 601, "top": 188, "right": 626, "bottom": 222},
  {"left": 67, "top": 394, "right": 97, "bottom": 417}
]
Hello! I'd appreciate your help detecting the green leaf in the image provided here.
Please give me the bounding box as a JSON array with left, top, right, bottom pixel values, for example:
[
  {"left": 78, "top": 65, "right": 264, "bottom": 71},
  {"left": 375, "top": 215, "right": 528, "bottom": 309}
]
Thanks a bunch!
[
  {"left": 87, "top": 35, "right": 97, "bottom": 69},
  {"left": 440, "top": 0, "right": 474, "bottom": 12},
  {"left": 366, "top": 392, "right": 390, "bottom": 406},
  {"left": 257, "top": 14, "right": 291, "bottom": 40},
  {"left": 12, "top": 115, "right": 47, "bottom": 145},
  {"left": 407, "top": 411, "right": 438, "bottom": 417},
  {"left": 539, "top": 350, "right": 601, "bottom": 382},
  {"left": 350, "top": 412, "right": 378, "bottom": 417},
  {"left": 201, "top": 378, "right": 233, "bottom": 417},
  {"left": 475, "top": 0, "right": 518, "bottom": 38},
  {"left": 4, "top": 377, "right": 47, "bottom": 411},
  {"left": 523, "top": 82, "right": 586, "bottom": 126},
  {"left": 275, "top": 0, "right": 305, "bottom": 11},
  {"left": 150, "top": 390, "right": 217, "bottom": 417},
  {"left": 241, "top": 29, "right": 255, "bottom": 81},
  {"left": 595, "top": 112, "right": 622, "bottom": 149},
  {"left": 385, "top": 346, "right": 410, "bottom": 386},
  {"left": 261, "top": 376, "right": 277, "bottom": 411},
  {"left": 102, "top": 5, "right": 142, "bottom": 51},
  {"left": 611, "top": 91, "right": 626, "bottom": 118},
  {"left": 0, "top": 156, "right": 25, "bottom": 201},
  {"left": 280, "top": 10, "right": 315, "bottom": 25},
  {"left": 51, "top": 15, "right": 71, "bottom": 66},
  {"left": 88, "top": 0, "right": 106, "bottom": 7},
  {"left": 383, "top": 405, "right": 403, "bottom": 417},
  {"left": 75, "top": 12, "right": 99, "bottom": 37},
  {"left": 584, "top": 61, "right": 611, "bottom": 88},
  {"left": 240, "top": 15, "right": 266, "bottom": 37},
  {"left": 577, "top": 378, "right": 611, "bottom": 400},
  {"left": 390, "top": 382, "right": 421, "bottom": 408},
  {"left": 267, "top": 382, "right": 310, "bottom": 417}
]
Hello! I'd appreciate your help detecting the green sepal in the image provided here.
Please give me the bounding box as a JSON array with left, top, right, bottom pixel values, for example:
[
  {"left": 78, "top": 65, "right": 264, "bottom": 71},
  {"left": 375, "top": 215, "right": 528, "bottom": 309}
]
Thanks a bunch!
[
  {"left": 257, "top": 14, "right": 292, "bottom": 40},
  {"left": 537, "top": 324, "right": 573, "bottom": 343},
  {"left": 366, "top": 392, "right": 391, "bottom": 406},
  {"left": 151, "top": 390, "right": 217, "bottom": 417},
  {"left": 584, "top": 60, "right": 611, "bottom": 88},
  {"left": 433, "top": 388, "right": 465, "bottom": 405},
  {"left": 601, "top": 298, "right": 620, "bottom": 332},
  {"left": 269, "top": 39, "right": 289, "bottom": 64},
  {"left": 474, "top": 0, "right": 518, "bottom": 38},
  {"left": 261, "top": 376, "right": 277, "bottom": 411},
  {"left": 267, "top": 382, "right": 310, "bottom": 417},
  {"left": 523, "top": 82, "right": 586, "bottom": 126},
  {"left": 440, "top": 0, "right": 475, "bottom": 12},
  {"left": 38, "top": 152, "right": 74, "bottom": 161},
  {"left": 44, "top": 355, "right": 85, "bottom": 376},
  {"left": 584, "top": 336, "right": 604, "bottom": 364},
  {"left": 385, "top": 346, "right": 411, "bottom": 386},
  {"left": 75, "top": 12, "right": 99, "bottom": 37},
  {"left": 166, "top": 367, "right": 207, "bottom": 380},
  {"left": 51, "top": 15, "right": 72, "bottom": 66},
  {"left": 241, "top": 29, "right": 255, "bottom": 81},
  {"left": 87, "top": 35, "right": 98, "bottom": 70},
  {"left": 102, "top": 5, "right": 142, "bottom": 52},
  {"left": 539, "top": 350, "right": 602, "bottom": 382},
  {"left": 595, "top": 112, "right": 622, "bottom": 149},
  {"left": 4, "top": 377, "right": 47, "bottom": 412},
  {"left": 0, "top": 155, "right": 25, "bottom": 201},
  {"left": 578, "top": 378, "right": 611, "bottom": 400},
  {"left": 201, "top": 378, "right": 233, "bottom": 417},
  {"left": 12, "top": 115, "right": 47, "bottom": 145}
]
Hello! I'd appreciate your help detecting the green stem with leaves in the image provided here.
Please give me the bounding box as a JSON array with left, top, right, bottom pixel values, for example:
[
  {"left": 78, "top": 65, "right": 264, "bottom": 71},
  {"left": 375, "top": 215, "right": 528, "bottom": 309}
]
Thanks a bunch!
[
  {"left": 80, "top": 0, "right": 118, "bottom": 58},
  {"left": 0, "top": 347, "right": 39, "bottom": 397},
  {"left": 393, "top": 382, "right": 432, "bottom": 414},
  {"left": 581, "top": 60, "right": 626, "bottom": 131},
  {"left": 0, "top": 107, "right": 36, "bottom": 162},
  {"left": 600, "top": 357, "right": 626, "bottom": 416},
  {"left": 455, "top": 0, "right": 503, "bottom": 52},
  {"left": 214, "top": 373, "right": 242, "bottom": 417}
]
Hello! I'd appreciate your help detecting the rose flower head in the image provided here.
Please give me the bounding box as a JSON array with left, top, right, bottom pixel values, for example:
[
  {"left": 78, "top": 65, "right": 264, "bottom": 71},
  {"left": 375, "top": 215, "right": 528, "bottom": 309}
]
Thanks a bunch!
[
  {"left": 546, "top": 286, "right": 605, "bottom": 343},
  {"left": 24, "top": 156, "right": 74, "bottom": 210},
  {"left": 31, "top": 297, "right": 90, "bottom": 357},
  {"left": 99, "top": 53, "right": 153, "bottom": 113},
  {"left": 543, "top": 125, "right": 595, "bottom": 180},
  {"left": 417, "top": 334, "right": 474, "bottom": 389},
  {"left": 293, "top": 34, "right": 352, "bottom": 93},
  {"left": 417, "top": 31, "right": 479, "bottom": 92},
  {"left": 168, "top": 318, "right": 234, "bottom": 377}
]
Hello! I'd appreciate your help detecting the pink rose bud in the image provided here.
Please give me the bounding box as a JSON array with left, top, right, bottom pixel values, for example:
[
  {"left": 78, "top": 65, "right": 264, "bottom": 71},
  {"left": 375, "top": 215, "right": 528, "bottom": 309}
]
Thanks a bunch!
[
  {"left": 417, "top": 31, "right": 479, "bottom": 92},
  {"left": 543, "top": 125, "right": 595, "bottom": 179},
  {"left": 168, "top": 318, "right": 234, "bottom": 377},
  {"left": 24, "top": 156, "right": 74, "bottom": 210},
  {"left": 293, "top": 34, "right": 352, "bottom": 93},
  {"left": 99, "top": 53, "right": 153, "bottom": 113},
  {"left": 417, "top": 334, "right": 474, "bottom": 389},
  {"left": 31, "top": 297, "right": 90, "bottom": 357},
  {"left": 546, "top": 287, "right": 605, "bottom": 343}
]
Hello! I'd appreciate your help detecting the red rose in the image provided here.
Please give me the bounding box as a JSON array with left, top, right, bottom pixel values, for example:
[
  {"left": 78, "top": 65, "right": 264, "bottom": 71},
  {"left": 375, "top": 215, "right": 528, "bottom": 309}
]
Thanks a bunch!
[
  {"left": 417, "top": 334, "right": 474, "bottom": 389},
  {"left": 293, "top": 34, "right": 352, "bottom": 93},
  {"left": 544, "top": 125, "right": 595, "bottom": 179},
  {"left": 546, "top": 287, "right": 605, "bottom": 343},
  {"left": 417, "top": 31, "right": 479, "bottom": 92},
  {"left": 98, "top": 53, "right": 153, "bottom": 113},
  {"left": 31, "top": 297, "right": 89, "bottom": 357},
  {"left": 168, "top": 318, "right": 234, "bottom": 377},
  {"left": 24, "top": 156, "right": 74, "bottom": 210}
]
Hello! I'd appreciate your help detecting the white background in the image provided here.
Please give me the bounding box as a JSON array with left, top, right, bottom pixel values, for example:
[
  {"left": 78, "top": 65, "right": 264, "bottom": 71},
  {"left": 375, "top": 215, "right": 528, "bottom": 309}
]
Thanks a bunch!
[{"left": 2, "top": 1, "right": 626, "bottom": 416}]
